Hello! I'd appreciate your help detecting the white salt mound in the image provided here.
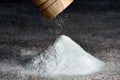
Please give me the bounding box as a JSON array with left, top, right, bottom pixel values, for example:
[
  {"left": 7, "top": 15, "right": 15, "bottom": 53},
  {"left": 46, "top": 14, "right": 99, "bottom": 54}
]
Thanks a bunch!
[{"left": 25, "top": 35, "right": 105, "bottom": 76}]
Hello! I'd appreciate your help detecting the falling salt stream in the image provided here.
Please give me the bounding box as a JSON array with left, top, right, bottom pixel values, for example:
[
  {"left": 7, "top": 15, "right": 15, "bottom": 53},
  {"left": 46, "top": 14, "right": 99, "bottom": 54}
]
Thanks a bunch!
[
  {"left": 0, "top": 14, "right": 105, "bottom": 77},
  {"left": 54, "top": 13, "right": 67, "bottom": 35}
]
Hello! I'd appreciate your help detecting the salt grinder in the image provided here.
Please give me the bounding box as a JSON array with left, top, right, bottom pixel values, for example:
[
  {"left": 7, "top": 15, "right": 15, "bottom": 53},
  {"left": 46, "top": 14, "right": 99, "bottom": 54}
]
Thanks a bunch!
[{"left": 32, "top": 0, "right": 74, "bottom": 20}]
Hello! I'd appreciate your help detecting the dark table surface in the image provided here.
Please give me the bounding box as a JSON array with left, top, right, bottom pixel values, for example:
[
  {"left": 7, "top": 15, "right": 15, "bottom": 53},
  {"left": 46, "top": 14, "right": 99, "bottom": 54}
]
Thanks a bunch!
[{"left": 0, "top": 2, "right": 120, "bottom": 80}]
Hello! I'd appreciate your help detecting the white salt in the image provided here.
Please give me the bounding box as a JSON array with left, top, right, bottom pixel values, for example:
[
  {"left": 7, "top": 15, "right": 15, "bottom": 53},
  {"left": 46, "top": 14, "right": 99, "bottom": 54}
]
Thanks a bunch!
[{"left": 25, "top": 35, "right": 105, "bottom": 76}]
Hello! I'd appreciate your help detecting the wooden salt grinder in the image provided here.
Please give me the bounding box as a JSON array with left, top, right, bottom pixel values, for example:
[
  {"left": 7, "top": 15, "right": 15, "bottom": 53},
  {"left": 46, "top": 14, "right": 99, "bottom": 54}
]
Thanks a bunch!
[{"left": 32, "top": 0, "right": 74, "bottom": 20}]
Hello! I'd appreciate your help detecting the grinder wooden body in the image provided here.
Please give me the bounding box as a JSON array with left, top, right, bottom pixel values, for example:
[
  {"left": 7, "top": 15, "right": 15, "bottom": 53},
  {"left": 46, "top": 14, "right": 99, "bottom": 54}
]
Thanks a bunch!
[{"left": 32, "top": 0, "right": 74, "bottom": 20}]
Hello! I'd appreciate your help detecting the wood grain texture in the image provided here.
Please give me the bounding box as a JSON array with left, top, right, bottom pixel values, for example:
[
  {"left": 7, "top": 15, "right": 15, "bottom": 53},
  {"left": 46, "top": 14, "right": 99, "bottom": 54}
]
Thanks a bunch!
[
  {"left": 40, "top": 0, "right": 57, "bottom": 11},
  {"left": 33, "top": 0, "right": 74, "bottom": 20},
  {"left": 32, "top": 0, "right": 47, "bottom": 7}
]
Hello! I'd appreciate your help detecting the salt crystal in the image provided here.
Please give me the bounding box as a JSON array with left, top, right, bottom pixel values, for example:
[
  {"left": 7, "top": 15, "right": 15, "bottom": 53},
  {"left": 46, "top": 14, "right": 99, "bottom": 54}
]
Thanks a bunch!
[{"left": 25, "top": 35, "right": 105, "bottom": 76}]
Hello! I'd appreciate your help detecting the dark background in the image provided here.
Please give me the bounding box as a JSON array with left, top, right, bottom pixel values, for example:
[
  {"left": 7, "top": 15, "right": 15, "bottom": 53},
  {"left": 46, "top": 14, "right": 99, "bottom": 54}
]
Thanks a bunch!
[
  {"left": 0, "top": 0, "right": 120, "bottom": 80},
  {"left": 0, "top": 0, "right": 120, "bottom": 4},
  {"left": 0, "top": 0, "right": 120, "bottom": 11}
]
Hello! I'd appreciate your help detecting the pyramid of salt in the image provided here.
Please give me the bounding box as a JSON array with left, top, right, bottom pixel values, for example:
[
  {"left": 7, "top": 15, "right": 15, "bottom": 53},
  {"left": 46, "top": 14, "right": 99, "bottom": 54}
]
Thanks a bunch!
[{"left": 25, "top": 35, "right": 105, "bottom": 76}]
